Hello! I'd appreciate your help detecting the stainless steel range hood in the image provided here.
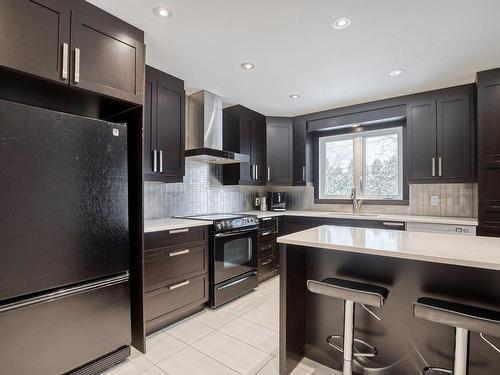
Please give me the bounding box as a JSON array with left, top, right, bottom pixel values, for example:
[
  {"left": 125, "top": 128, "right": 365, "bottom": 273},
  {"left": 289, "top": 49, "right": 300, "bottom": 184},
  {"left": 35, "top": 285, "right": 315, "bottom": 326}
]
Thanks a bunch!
[{"left": 185, "top": 90, "right": 249, "bottom": 164}]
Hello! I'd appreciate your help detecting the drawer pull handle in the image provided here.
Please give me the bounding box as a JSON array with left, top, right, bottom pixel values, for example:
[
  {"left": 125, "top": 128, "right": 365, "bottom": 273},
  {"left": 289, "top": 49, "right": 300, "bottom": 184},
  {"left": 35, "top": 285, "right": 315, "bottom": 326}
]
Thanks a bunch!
[
  {"left": 169, "top": 249, "right": 190, "bottom": 257},
  {"left": 382, "top": 222, "right": 405, "bottom": 227},
  {"left": 260, "top": 230, "right": 273, "bottom": 236},
  {"left": 168, "top": 280, "right": 190, "bottom": 290},
  {"left": 169, "top": 228, "right": 189, "bottom": 234},
  {"left": 262, "top": 217, "right": 274, "bottom": 221},
  {"left": 261, "top": 259, "right": 273, "bottom": 266}
]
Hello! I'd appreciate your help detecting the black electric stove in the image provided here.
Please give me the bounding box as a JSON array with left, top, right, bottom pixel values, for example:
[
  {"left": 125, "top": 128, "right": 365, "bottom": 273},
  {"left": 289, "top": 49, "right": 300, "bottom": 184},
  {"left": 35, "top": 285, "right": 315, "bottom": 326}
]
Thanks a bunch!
[{"left": 180, "top": 213, "right": 260, "bottom": 307}]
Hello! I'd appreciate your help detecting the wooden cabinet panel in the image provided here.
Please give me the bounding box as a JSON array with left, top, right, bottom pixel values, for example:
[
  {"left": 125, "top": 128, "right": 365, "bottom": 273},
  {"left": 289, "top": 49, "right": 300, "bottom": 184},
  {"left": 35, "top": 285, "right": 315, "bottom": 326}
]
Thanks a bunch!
[
  {"left": 267, "top": 118, "right": 293, "bottom": 185},
  {"left": 144, "top": 226, "right": 208, "bottom": 250},
  {"left": 437, "top": 93, "right": 473, "bottom": 180},
  {"left": 144, "top": 65, "right": 185, "bottom": 182},
  {"left": 70, "top": 11, "right": 144, "bottom": 103},
  {"left": 222, "top": 105, "right": 266, "bottom": 185},
  {"left": 407, "top": 100, "right": 437, "bottom": 180},
  {"left": 0, "top": 0, "right": 70, "bottom": 83},
  {"left": 156, "top": 76, "right": 185, "bottom": 178},
  {"left": 293, "top": 120, "right": 308, "bottom": 185}
]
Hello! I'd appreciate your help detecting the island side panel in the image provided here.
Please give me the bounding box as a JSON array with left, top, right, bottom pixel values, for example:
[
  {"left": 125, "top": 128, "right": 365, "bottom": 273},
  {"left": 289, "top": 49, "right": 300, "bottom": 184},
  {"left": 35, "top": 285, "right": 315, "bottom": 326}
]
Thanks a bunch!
[
  {"left": 302, "top": 248, "right": 500, "bottom": 375},
  {"left": 279, "top": 245, "right": 306, "bottom": 374}
]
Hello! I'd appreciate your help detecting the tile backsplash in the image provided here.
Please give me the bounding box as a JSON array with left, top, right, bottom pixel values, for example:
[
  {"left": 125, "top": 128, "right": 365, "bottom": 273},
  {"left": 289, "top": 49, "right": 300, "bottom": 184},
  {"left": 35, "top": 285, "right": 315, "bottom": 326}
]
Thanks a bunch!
[{"left": 144, "top": 161, "right": 478, "bottom": 219}]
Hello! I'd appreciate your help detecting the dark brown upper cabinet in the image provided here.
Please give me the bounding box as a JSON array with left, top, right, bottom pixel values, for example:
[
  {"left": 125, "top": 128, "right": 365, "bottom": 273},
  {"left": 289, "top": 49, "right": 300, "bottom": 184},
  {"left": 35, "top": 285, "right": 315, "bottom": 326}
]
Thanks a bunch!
[
  {"left": 407, "top": 84, "right": 475, "bottom": 183},
  {"left": 266, "top": 117, "right": 293, "bottom": 185},
  {"left": 222, "top": 105, "right": 267, "bottom": 185},
  {"left": 477, "top": 68, "right": 500, "bottom": 237},
  {"left": 0, "top": 0, "right": 144, "bottom": 104},
  {"left": 293, "top": 119, "right": 309, "bottom": 185},
  {"left": 144, "top": 66, "right": 185, "bottom": 183}
]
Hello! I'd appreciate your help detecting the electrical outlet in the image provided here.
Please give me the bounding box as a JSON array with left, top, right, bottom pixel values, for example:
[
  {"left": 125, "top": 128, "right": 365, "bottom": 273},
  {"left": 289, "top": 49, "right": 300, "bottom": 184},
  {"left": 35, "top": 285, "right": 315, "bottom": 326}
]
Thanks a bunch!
[
  {"left": 430, "top": 195, "right": 439, "bottom": 206},
  {"left": 255, "top": 197, "right": 261, "bottom": 207}
]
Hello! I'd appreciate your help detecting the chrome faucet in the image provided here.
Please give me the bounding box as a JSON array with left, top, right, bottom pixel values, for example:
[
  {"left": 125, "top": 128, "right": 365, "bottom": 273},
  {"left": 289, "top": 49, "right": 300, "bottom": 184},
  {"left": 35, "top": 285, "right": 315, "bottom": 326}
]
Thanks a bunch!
[{"left": 350, "top": 187, "right": 363, "bottom": 214}]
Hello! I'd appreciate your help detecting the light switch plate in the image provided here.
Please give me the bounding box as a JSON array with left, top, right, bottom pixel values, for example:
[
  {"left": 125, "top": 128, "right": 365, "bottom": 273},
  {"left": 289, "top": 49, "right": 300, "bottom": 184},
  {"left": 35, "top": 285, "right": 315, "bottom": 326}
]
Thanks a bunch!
[{"left": 430, "top": 195, "right": 439, "bottom": 206}]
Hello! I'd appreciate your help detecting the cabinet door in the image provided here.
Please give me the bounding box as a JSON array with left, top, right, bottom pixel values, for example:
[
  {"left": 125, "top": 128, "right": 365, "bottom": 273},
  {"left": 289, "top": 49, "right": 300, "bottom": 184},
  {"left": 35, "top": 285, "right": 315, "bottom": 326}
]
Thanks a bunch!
[
  {"left": 0, "top": 0, "right": 70, "bottom": 83},
  {"left": 407, "top": 100, "right": 437, "bottom": 180},
  {"left": 293, "top": 121, "right": 307, "bottom": 184},
  {"left": 143, "top": 70, "right": 157, "bottom": 177},
  {"left": 437, "top": 93, "right": 472, "bottom": 180},
  {"left": 70, "top": 11, "right": 144, "bottom": 104},
  {"left": 239, "top": 113, "right": 254, "bottom": 183},
  {"left": 252, "top": 113, "right": 267, "bottom": 185},
  {"left": 267, "top": 118, "right": 293, "bottom": 185},
  {"left": 156, "top": 75, "right": 185, "bottom": 180}
]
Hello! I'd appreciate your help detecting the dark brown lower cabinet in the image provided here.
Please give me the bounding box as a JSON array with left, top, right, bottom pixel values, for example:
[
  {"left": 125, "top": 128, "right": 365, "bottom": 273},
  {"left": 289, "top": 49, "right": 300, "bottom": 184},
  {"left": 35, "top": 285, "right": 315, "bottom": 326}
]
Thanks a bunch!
[
  {"left": 144, "top": 226, "right": 209, "bottom": 334},
  {"left": 258, "top": 217, "right": 281, "bottom": 282}
]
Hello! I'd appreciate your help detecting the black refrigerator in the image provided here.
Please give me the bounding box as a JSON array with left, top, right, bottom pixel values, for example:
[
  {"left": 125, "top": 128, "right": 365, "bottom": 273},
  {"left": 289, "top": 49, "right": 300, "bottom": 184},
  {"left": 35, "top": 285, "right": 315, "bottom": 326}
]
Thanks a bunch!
[{"left": 0, "top": 99, "right": 131, "bottom": 375}]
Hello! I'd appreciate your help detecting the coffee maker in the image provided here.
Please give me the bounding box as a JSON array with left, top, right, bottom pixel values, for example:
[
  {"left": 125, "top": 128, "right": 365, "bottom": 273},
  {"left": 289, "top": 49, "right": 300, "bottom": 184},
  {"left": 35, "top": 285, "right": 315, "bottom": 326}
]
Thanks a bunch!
[{"left": 267, "top": 192, "right": 287, "bottom": 211}]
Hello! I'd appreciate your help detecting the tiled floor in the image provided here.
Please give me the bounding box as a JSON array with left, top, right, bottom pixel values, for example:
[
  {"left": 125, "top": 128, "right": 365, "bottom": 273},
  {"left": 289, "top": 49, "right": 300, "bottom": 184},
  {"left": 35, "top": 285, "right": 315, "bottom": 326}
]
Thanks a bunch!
[{"left": 102, "top": 276, "right": 340, "bottom": 375}]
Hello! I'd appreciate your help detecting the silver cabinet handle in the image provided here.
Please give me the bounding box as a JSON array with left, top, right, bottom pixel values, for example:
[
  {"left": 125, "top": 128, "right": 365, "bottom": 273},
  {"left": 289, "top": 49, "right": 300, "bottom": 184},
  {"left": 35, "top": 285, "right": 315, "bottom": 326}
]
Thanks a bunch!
[
  {"left": 261, "top": 259, "right": 273, "bottom": 266},
  {"left": 169, "top": 228, "right": 189, "bottom": 234},
  {"left": 438, "top": 157, "right": 442, "bottom": 177},
  {"left": 431, "top": 157, "right": 436, "bottom": 177},
  {"left": 302, "top": 166, "right": 306, "bottom": 181},
  {"left": 168, "top": 280, "right": 190, "bottom": 290},
  {"left": 61, "top": 43, "right": 69, "bottom": 79},
  {"left": 255, "top": 165, "right": 258, "bottom": 180},
  {"left": 260, "top": 230, "right": 273, "bottom": 237},
  {"left": 261, "top": 217, "right": 273, "bottom": 221},
  {"left": 153, "top": 149, "right": 158, "bottom": 172},
  {"left": 382, "top": 222, "right": 405, "bottom": 227},
  {"left": 169, "top": 249, "right": 190, "bottom": 257},
  {"left": 251, "top": 164, "right": 255, "bottom": 180},
  {"left": 74, "top": 48, "right": 81, "bottom": 83},
  {"left": 267, "top": 166, "right": 271, "bottom": 182},
  {"left": 159, "top": 150, "right": 163, "bottom": 173}
]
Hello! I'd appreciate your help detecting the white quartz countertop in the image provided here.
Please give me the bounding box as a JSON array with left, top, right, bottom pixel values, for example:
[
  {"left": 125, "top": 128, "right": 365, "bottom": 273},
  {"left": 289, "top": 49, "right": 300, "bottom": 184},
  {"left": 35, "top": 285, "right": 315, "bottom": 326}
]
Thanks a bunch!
[
  {"left": 277, "top": 225, "right": 500, "bottom": 271},
  {"left": 144, "top": 218, "right": 210, "bottom": 233},
  {"left": 242, "top": 210, "right": 478, "bottom": 226}
]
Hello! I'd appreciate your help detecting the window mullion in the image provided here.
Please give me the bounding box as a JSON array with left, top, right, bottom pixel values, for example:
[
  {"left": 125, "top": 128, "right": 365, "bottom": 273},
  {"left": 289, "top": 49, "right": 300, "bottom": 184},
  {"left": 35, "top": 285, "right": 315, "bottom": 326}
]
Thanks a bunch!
[{"left": 353, "top": 136, "right": 363, "bottom": 195}]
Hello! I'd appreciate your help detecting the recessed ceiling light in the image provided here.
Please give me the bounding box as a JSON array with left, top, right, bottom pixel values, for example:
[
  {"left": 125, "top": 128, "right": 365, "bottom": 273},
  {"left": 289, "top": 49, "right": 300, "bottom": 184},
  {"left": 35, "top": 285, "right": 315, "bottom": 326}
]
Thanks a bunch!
[
  {"left": 241, "top": 62, "right": 255, "bottom": 70},
  {"left": 290, "top": 94, "right": 301, "bottom": 99},
  {"left": 153, "top": 6, "right": 173, "bottom": 19},
  {"left": 332, "top": 17, "right": 351, "bottom": 30},
  {"left": 390, "top": 69, "right": 405, "bottom": 77}
]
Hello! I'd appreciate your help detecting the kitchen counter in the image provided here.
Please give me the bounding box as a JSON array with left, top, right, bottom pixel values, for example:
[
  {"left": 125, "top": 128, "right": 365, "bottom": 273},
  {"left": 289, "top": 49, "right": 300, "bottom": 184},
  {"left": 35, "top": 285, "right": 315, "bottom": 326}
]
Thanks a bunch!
[
  {"left": 278, "top": 225, "right": 500, "bottom": 375},
  {"left": 243, "top": 210, "right": 478, "bottom": 226},
  {"left": 144, "top": 218, "right": 209, "bottom": 233},
  {"left": 277, "top": 224, "right": 500, "bottom": 270}
]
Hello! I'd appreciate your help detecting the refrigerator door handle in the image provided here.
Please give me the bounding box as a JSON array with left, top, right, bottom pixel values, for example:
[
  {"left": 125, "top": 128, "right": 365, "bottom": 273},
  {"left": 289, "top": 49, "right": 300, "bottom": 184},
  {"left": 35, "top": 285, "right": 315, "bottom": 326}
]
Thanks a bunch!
[{"left": 0, "top": 273, "right": 129, "bottom": 314}]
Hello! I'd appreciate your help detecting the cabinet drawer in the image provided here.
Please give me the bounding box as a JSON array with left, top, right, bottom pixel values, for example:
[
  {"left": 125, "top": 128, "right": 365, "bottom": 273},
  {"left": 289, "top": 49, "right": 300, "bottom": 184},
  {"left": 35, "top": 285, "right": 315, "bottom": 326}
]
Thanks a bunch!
[
  {"left": 258, "top": 229, "right": 276, "bottom": 245},
  {"left": 259, "top": 255, "right": 275, "bottom": 275},
  {"left": 145, "top": 226, "right": 209, "bottom": 250},
  {"left": 145, "top": 244, "right": 208, "bottom": 290},
  {"left": 259, "top": 217, "right": 278, "bottom": 231},
  {"left": 259, "top": 243, "right": 274, "bottom": 259},
  {"left": 145, "top": 273, "right": 208, "bottom": 322}
]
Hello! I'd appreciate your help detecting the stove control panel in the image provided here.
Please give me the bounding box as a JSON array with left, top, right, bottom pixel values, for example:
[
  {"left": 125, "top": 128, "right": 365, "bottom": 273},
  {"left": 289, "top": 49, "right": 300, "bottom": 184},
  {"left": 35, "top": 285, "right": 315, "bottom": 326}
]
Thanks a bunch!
[{"left": 214, "top": 216, "right": 259, "bottom": 232}]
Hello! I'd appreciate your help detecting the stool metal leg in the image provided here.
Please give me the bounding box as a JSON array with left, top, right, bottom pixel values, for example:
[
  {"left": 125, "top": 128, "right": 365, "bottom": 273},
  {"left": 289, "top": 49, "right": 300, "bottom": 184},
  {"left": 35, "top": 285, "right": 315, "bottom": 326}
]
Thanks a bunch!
[
  {"left": 343, "top": 300, "right": 355, "bottom": 375},
  {"left": 453, "top": 328, "right": 469, "bottom": 375}
]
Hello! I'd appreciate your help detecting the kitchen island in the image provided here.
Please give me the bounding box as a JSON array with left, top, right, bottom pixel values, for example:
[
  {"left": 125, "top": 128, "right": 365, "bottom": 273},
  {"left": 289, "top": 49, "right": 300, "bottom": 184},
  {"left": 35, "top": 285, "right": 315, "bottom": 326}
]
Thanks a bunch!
[{"left": 277, "top": 225, "right": 500, "bottom": 375}]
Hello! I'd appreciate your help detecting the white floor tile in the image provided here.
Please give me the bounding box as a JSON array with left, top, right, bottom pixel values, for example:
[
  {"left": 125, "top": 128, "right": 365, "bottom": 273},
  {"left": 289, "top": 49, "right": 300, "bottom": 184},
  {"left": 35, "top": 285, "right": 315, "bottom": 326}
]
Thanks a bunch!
[
  {"left": 219, "top": 317, "right": 279, "bottom": 355},
  {"left": 256, "top": 356, "right": 279, "bottom": 375},
  {"left": 259, "top": 294, "right": 279, "bottom": 311},
  {"left": 157, "top": 346, "right": 238, "bottom": 375},
  {"left": 296, "top": 357, "right": 342, "bottom": 375},
  {"left": 145, "top": 331, "right": 187, "bottom": 363},
  {"left": 193, "top": 308, "right": 238, "bottom": 329},
  {"left": 220, "top": 290, "right": 270, "bottom": 316},
  {"left": 241, "top": 303, "right": 279, "bottom": 331},
  {"left": 166, "top": 317, "right": 214, "bottom": 344},
  {"left": 140, "top": 366, "right": 168, "bottom": 375},
  {"left": 192, "top": 330, "right": 273, "bottom": 375},
  {"left": 101, "top": 354, "right": 154, "bottom": 375}
]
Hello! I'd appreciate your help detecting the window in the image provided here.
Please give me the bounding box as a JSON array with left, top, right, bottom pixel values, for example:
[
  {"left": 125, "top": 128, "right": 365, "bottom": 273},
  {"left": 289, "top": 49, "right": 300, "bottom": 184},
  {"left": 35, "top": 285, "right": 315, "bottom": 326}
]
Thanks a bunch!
[{"left": 319, "top": 127, "right": 403, "bottom": 200}]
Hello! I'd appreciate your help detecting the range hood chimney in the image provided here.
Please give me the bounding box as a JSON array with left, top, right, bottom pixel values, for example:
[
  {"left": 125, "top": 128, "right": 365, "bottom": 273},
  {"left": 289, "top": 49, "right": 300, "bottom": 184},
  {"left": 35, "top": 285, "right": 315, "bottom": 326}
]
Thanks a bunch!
[{"left": 185, "top": 90, "right": 249, "bottom": 164}]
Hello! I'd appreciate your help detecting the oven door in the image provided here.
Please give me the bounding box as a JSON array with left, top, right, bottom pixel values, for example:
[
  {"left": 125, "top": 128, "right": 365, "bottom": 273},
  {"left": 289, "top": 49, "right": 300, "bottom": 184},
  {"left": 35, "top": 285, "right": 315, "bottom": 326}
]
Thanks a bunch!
[{"left": 213, "top": 229, "right": 258, "bottom": 284}]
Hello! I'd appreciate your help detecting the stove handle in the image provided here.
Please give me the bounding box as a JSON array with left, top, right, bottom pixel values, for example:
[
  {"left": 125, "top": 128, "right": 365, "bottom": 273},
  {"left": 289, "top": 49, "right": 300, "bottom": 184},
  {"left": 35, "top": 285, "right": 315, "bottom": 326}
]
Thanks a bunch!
[
  {"left": 217, "top": 272, "right": 258, "bottom": 291},
  {"left": 214, "top": 227, "right": 259, "bottom": 237}
]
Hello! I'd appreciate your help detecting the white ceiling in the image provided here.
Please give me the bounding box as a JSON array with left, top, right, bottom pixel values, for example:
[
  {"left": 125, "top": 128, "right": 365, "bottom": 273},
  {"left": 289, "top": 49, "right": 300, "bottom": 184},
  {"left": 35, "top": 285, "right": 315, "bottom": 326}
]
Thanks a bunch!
[{"left": 88, "top": 0, "right": 500, "bottom": 117}]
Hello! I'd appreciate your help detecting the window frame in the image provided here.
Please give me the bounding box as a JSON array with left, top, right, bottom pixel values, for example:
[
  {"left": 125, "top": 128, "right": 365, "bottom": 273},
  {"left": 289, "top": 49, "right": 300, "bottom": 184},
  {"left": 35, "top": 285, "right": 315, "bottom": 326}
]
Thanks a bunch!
[{"left": 316, "top": 125, "right": 407, "bottom": 204}]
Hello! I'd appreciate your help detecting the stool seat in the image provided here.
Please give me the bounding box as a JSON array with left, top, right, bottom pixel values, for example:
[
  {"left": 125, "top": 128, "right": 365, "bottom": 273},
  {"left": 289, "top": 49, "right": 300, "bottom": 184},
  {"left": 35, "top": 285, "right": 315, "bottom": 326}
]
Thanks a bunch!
[
  {"left": 414, "top": 297, "right": 500, "bottom": 338},
  {"left": 307, "top": 277, "right": 389, "bottom": 308}
]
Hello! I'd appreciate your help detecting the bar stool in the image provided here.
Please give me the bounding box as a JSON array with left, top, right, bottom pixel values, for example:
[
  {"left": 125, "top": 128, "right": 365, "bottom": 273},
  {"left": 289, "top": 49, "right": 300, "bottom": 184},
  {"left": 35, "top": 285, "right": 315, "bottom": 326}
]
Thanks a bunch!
[
  {"left": 307, "top": 277, "right": 389, "bottom": 375},
  {"left": 413, "top": 297, "right": 500, "bottom": 375}
]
